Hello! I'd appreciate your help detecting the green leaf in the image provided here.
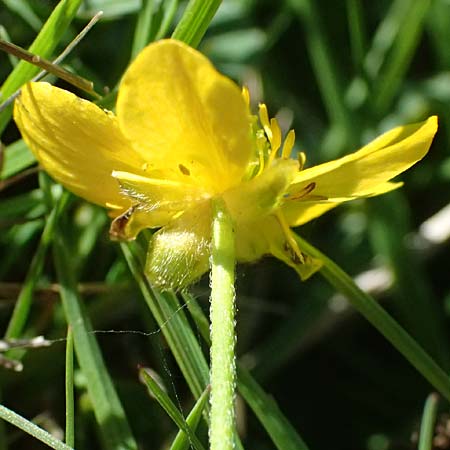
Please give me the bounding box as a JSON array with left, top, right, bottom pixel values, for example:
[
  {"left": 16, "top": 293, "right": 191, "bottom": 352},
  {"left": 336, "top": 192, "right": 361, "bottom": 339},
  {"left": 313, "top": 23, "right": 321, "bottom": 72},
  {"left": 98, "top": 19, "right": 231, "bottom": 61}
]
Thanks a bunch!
[
  {"left": 140, "top": 368, "right": 206, "bottom": 450},
  {"left": 65, "top": 327, "right": 75, "bottom": 447},
  {"left": 418, "top": 393, "right": 439, "bottom": 450},
  {"left": 154, "top": 0, "right": 179, "bottom": 40},
  {"left": 237, "top": 367, "right": 310, "bottom": 450},
  {"left": 294, "top": 232, "right": 450, "bottom": 403},
  {"left": 0, "top": 0, "right": 83, "bottom": 134},
  {"left": 1, "top": 0, "right": 43, "bottom": 31},
  {"left": 172, "top": 0, "right": 223, "bottom": 48},
  {"left": 370, "top": 0, "right": 432, "bottom": 116},
  {"left": 0, "top": 140, "right": 36, "bottom": 180},
  {"left": 5, "top": 192, "right": 69, "bottom": 340},
  {"left": 131, "top": 0, "right": 156, "bottom": 59},
  {"left": 77, "top": 0, "right": 141, "bottom": 19},
  {"left": 183, "top": 292, "right": 312, "bottom": 450},
  {"left": 170, "top": 387, "right": 210, "bottom": 450},
  {"left": 54, "top": 234, "right": 138, "bottom": 450},
  {"left": 0, "top": 404, "right": 73, "bottom": 450}
]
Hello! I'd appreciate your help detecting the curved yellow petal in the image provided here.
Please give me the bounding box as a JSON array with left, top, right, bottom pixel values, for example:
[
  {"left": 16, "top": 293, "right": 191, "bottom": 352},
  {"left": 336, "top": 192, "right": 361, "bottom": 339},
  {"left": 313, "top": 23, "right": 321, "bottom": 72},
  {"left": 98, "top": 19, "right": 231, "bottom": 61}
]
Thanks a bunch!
[
  {"left": 14, "top": 82, "right": 145, "bottom": 209},
  {"left": 235, "top": 215, "right": 322, "bottom": 280},
  {"left": 288, "top": 116, "right": 437, "bottom": 202},
  {"left": 112, "top": 169, "right": 209, "bottom": 228},
  {"left": 145, "top": 201, "right": 212, "bottom": 290},
  {"left": 283, "top": 181, "right": 402, "bottom": 227},
  {"left": 116, "top": 39, "right": 253, "bottom": 194}
]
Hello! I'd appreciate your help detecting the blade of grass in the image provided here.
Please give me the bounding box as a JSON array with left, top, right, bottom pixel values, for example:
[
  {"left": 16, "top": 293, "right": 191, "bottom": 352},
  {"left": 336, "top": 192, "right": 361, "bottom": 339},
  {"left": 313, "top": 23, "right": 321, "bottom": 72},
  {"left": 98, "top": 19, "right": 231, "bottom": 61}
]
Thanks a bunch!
[
  {"left": 155, "top": 0, "right": 180, "bottom": 40},
  {"left": 53, "top": 234, "right": 137, "bottom": 450},
  {"left": 170, "top": 387, "right": 210, "bottom": 450},
  {"left": 368, "top": 194, "right": 450, "bottom": 370},
  {"left": 4, "top": 192, "right": 69, "bottom": 340},
  {"left": 182, "top": 291, "right": 311, "bottom": 450},
  {"left": 0, "top": 140, "right": 36, "bottom": 180},
  {"left": 371, "top": 0, "right": 431, "bottom": 116},
  {"left": 418, "top": 393, "right": 439, "bottom": 450},
  {"left": 364, "top": 0, "right": 411, "bottom": 79},
  {"left": 140, "top": 368, "right": 206, "bottom": 450},
  {"left": 131, "top": 0, "right": 156, "bottom": 59},
  {"left": 0, "top": 404, "right": 73, "bottom": 450},
  {"left": 346, "top": 0, "right": 366, "bottom": 76},
  {"left": 1, "top": 0, "right": 43, "bottom": 31},
  {"left": 65, "top": 327, "right": 75, "bottom": 448},
  {"left": 121, "top": 241, "right": 245, "bottom": 450},
  {"left": 294, "top": 232, "right": 450, "bottom": 402},
  {"left": 120, "top": 242, "right": 209, "bottom": 398},
  {"left": 288, "top": 0, "right": 356, "bottom": 153},
  {"left": 172, "top": 0, "right": 222, "bottom": 47},
  {"left": 237, "top": 367, "right": 310, "bottom": 450},
  {"left": 0, "top": 27, "right": 18, "bottom": 67},
  {"left": 0, "top": 0, "right": 83, "bottom": 134}
]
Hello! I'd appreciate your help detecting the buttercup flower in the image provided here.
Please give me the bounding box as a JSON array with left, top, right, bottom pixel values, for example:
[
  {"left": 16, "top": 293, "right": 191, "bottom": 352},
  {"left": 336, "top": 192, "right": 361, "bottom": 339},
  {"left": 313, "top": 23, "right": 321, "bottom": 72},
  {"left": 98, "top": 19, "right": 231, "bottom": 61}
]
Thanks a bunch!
[{"left": 14, "top": 39, "right": 437, "bottom": 289}]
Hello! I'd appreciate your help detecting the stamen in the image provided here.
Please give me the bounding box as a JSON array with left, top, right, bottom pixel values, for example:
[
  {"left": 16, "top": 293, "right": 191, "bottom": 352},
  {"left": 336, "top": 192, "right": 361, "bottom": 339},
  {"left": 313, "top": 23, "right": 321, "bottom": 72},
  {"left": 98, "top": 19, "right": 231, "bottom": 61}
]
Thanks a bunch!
[
  {"left": 276, "top": 211, "right": 305, "bottom": 264},
  {"left": 282, "top": 129, "right": 295, "bottom": 159},
  {"left": 242, "top": 86, "right": 250, "bottom": 107},
  {"left": 287, "top": 182, "right": 316, "bottom": 201},
  {"left": 256, "top": 134, "right": 266, "bottom": 176},
  {"left": 267, "top": 118, "right": 282, "bottom": 165},
  {"left": 298, "top": 152, "right": 306, "bottom": 170},
  {"left": 258, "top": 103, "right": 272, "bottom": 140}
]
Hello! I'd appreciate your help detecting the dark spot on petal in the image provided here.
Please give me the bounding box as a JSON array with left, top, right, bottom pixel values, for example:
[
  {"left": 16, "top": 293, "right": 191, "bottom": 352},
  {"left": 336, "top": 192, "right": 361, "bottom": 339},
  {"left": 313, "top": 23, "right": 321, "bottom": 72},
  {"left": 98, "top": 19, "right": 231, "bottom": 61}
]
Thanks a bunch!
[{"left": 179, "top": 164, "right": 190, "bottom": 176}]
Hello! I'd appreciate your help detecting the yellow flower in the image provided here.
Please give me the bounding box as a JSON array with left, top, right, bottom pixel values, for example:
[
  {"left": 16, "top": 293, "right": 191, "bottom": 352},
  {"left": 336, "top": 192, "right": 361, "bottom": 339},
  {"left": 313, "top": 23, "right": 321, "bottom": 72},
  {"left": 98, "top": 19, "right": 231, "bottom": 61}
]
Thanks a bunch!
[{"left": 13, "top": 39, "right": 437, "bottom": 289}]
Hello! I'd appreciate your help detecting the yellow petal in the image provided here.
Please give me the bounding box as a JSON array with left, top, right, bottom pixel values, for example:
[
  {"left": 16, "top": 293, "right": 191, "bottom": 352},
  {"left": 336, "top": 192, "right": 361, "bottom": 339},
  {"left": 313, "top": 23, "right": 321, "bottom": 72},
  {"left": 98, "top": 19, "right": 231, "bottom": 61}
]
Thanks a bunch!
[
  {"left": 288, "top": 116, "right": 437, "bottom": 202},
  {"left": 145, "top": 201, "right": 212, "bottom": 290},
  {"left": 235, "top": 215, "right": 322, "bottom": 280},
  {"left": 14, "top": 82, "right": 144, "bottom": 209},
  {"left": 112, "top": 169, "right": 209, "bottom": 228},
  {"left": 116, "top": 39, "right": 253, "bottom": 194},
  {"left": 283, "top": 181, "right": 402, "bottom": 227}
]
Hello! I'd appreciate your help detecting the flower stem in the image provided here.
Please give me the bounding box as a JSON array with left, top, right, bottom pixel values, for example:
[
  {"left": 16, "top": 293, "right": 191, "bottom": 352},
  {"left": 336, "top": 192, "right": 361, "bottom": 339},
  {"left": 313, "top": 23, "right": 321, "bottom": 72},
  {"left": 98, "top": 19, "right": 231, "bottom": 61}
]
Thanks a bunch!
[
  {"left": 209, "top": 197, "right": 236, "bottom": 450},
  {"left": 294, "top": 232, "right": 450, "bottom": 402}
]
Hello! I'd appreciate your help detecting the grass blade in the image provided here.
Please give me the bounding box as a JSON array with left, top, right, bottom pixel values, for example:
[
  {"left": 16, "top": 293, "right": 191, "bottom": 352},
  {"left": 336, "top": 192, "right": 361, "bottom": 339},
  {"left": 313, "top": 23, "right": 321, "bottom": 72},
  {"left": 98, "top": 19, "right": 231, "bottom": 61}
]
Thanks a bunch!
[
  {"left": 4, "top": 192, "right": 69, "bottom": 340},
  {"left": 155, "top": 0, "right": 180, "bottom": 40},
  {"left": 371, "top": 0, "right": 431, "bottom": 116},
  {"left": 170, "top": 387, "right": 210, "bottom": 450},
  {"left": 172, "top": 0, "right": 222, "bottom": 47},
  {"left": 1, "top": 0, "right": 43, "bottom": 31},
  {"left": 65, "top": 327, "right": 75, "bottom": 447},
  {"left": 131, "top": 0, "right": 156, "bottom": 58},
  {"left": 294, "top": 232, "right": 450, "bottom": 403},
  {"left": 418, "top": 393, "right": 439, "bottom": 450},
  {"left": 288, "top": 0, "right": 355, "bottom": 150},
  {"left": 140, "top": 368, "right": 206, "bottom": 450},
  {"left": 0, "top": 140, "right": 36, "bottom": 180},
  {"left": 237, "top": 367, "right": 310, "bottom": 450},
  {"left": 183, "top": 292, "right": 311, "bottom": 450},
  {"left": 0, "top": 404, "right": 73, "bottom": 450},
  {"left": 121, "top": 242, "right": 209, "bottom": 397},
  {"left": 53, "top": 234, "right": 137, "bottom": 450}
]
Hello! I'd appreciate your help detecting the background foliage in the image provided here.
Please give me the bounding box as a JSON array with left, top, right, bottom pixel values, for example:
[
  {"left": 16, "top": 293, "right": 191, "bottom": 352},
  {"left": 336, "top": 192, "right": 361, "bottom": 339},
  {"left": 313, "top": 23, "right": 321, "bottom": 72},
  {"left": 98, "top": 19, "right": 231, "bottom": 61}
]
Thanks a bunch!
[{"left": 1, "top": 0, "right": 450, "bottom": 449}]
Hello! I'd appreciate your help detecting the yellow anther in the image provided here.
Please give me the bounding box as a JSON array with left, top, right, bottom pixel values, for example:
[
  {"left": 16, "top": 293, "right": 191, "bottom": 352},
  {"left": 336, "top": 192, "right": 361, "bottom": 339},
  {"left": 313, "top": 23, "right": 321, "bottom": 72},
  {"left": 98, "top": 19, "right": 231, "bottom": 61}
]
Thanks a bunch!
[
  {"left": 258, "top": 103, "right": 272, "bottom": 140},
  {"left": 241, "top": 86, "right": 250, "bottom": 107},
  {"left": 255, "top": 134, "right": 267, "bottom": 176},
  {"left": 267, "top": 118, "right": 281, "bottom": 165},
  {"left": 282, "top": 129, "right": 295, "bottom": 159},
  {"left": 298, "top": 152, "right": 306, "bottom": 170},
  {"left": 276, "top": 211, "right": 305, "bottom": 264}
]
